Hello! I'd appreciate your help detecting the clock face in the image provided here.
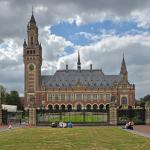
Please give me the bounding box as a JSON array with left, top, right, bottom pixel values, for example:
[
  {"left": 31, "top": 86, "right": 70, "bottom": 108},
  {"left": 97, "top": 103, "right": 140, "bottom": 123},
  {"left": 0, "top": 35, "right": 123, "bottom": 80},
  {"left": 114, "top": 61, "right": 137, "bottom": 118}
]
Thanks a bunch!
[{"left": 29, "top": 64, "right": 34, "bottom": 71}]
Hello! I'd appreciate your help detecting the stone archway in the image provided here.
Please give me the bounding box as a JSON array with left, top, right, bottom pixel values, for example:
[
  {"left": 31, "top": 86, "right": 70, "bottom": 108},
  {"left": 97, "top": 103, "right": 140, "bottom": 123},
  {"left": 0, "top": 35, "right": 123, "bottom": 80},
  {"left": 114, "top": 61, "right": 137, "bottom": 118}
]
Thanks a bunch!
[
  {"left": 93, "top": 104, "right": 98, "bottom": 110},
  {"left": 48, "top": 104, "right": 53, "bottom": 110},
  {"left": 61, "top": 104, "right": 66, "bottom": 111},
  {"left": 54, "top": 104, "right": 59, "bottom": 111},
  {"left": 86, "top": 104, "right": 92, "bottom": 111},
  {"left": 67, "top": 104, "right": 72, "bottom": 111},
  {"left": 77, "top": 104, "right": 82, "bottom": 111},
  {"left": 99, "top": 104, "right": 104, "bottom": 110}
]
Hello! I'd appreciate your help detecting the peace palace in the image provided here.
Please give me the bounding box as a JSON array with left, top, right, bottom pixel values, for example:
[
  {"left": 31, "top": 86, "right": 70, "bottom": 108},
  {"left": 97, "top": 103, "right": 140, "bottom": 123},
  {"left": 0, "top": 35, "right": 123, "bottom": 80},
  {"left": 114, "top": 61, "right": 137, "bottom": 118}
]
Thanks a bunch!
[{"left": 23, "top": 12, "right": 135, "bottom": 111}]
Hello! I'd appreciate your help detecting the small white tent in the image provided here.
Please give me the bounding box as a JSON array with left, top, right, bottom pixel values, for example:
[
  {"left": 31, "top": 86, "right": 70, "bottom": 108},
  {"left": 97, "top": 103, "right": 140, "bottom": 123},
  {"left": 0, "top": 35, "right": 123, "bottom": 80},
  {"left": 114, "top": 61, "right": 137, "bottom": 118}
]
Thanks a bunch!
[{"left": 2, "top": 105, "right": 17, "bottom": 112}]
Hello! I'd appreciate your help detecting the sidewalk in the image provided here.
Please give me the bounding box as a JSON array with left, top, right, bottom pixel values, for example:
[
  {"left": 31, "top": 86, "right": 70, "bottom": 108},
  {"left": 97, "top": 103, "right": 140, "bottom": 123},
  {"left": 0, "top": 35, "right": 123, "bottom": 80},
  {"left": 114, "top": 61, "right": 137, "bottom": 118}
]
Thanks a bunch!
[
  {"left": 0, "top": 124, "right": 25, "bottom": 132},
  {"left": 122, "top": 125, "right": 150, "bottom": 138}
]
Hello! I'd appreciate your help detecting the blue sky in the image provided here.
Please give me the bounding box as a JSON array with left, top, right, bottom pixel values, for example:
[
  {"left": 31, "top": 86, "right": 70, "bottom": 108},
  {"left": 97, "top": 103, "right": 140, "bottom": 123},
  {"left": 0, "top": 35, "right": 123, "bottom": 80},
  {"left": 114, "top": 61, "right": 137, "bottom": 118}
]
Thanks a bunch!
[{"left": 50, "top": 20, "right": 150, "bottom": 47}]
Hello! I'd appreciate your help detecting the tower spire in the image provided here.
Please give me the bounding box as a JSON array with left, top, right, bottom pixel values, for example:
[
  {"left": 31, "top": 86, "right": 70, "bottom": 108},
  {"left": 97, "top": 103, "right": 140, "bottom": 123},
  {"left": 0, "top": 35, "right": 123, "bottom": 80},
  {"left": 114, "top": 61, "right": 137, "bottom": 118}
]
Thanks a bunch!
[
  {"left": 30, "top": 6, "right": 36, "bottom": 24},
  {"left": 77, "top": 50, "right": 81, "bottom": 70},
  {"left": 120, "top": 53, "right": 128, "bottom": 82},
  {"left": 32, "top": 6, "right": 33, "bottom": 15},
  {"left": 120, "top": 53, "right": 127, "bottom": 74}
]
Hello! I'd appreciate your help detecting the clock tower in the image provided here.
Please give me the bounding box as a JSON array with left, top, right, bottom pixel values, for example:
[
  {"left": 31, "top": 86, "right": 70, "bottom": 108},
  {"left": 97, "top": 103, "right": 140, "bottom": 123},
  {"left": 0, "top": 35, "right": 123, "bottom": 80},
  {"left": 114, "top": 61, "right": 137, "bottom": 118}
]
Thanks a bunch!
[{"left": 23, "top": 11, "right": 42, "bottom": 107}]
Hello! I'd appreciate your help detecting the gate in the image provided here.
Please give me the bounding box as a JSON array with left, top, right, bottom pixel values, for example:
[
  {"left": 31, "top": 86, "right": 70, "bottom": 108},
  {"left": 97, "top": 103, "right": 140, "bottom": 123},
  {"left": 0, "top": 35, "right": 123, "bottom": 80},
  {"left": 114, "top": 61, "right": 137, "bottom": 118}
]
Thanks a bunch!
[
  {"left": 36, "top": 109, "right": 109, "bottom": 126},
  {"left": 117, "top": 108, "right": 145, "bottom": 125}
]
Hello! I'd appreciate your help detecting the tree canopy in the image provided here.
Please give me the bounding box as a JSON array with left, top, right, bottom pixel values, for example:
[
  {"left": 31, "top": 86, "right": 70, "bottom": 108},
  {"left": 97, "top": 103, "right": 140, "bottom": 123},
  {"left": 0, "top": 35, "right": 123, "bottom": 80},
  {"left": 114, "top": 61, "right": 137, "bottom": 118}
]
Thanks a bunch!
[
  {"left": 140, "top": 95, "right": 150, "bottom": 108},
  {"left": 0, "top": 85, "right": 23, "bottom": 110}
]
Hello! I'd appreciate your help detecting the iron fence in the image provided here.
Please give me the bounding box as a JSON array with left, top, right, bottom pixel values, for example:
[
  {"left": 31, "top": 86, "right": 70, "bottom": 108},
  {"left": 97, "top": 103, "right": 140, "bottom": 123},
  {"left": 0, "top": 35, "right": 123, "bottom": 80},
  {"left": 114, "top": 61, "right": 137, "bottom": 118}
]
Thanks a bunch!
[
  {"left": 117, "top": 108, "right": 145, "bottom": 125},
  {"left": 36, "top": 109, "right": 109, "bottom": 125}
]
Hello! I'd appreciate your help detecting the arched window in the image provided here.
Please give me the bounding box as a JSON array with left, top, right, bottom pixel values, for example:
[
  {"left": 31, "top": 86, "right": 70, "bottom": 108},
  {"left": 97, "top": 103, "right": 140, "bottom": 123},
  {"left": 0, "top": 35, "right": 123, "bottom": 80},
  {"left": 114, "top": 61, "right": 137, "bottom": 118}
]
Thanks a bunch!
[
  {"left": 86, "top": 104, "right": 91, "bottom": 111},
  {"left": 67, "top": 104, "right": 72, "bottom": 111},
  {"left": 48, "top": 104, "right": 53, "bottom": 110},
  {"left": 93, "top": 104, "right": 98, "bottom": 110},
  {"left": 121, "top": 97, "right": 127, "bottom": 105},
  {"left": 54, "top": 104, "right": 59, "bottom": 111},
  {"left": 61, "top": 104, "right": 65, "bottom": 111},
  {"left": 77, "top": 104, "right": 82, "bottom": 111}
]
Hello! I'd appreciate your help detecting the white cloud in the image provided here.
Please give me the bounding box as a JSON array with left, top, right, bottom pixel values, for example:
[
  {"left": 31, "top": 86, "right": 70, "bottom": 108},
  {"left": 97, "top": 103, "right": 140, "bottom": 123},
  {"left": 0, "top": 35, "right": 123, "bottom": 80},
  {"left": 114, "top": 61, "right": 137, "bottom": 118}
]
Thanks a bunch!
[
  {"left": 40, "top": 27, "right": 74, "bottom": 61},
  {"left": 77, "top": 32, "right": 100, "bottom": 42},
  {"left": 131, "top": 9, "right": 150, "bottom": 28}
]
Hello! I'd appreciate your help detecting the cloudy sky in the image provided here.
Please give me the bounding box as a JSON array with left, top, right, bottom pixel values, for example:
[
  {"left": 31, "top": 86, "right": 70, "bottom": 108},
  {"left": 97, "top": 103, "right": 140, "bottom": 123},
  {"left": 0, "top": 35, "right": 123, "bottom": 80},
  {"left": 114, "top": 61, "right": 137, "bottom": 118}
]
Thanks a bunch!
[{"left": 0, "top": 0, "right": 150, "bottom": 99}]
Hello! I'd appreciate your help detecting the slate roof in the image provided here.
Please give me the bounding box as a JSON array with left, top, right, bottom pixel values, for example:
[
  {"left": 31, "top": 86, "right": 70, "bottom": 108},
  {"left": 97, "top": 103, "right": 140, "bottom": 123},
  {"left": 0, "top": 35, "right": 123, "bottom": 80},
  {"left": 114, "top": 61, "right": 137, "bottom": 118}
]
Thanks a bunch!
[{"left": 41, "top": 69, "right": 121, "bottom": 89}]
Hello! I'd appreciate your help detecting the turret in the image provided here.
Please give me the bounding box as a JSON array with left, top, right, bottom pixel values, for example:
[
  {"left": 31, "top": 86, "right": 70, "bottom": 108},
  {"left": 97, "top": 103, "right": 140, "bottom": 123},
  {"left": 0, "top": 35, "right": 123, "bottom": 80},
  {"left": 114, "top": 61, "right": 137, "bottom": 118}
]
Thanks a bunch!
[{"left": 77, "top": 50, "right": 81, "bottom": 71}]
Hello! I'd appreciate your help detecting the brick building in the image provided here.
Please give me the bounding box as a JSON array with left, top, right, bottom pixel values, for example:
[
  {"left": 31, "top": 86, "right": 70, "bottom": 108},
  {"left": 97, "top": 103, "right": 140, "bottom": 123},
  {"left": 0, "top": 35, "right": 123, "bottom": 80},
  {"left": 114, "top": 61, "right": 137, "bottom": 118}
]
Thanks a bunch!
[{"left": 23, "top": 12, "right": 135, "bottom": 111}]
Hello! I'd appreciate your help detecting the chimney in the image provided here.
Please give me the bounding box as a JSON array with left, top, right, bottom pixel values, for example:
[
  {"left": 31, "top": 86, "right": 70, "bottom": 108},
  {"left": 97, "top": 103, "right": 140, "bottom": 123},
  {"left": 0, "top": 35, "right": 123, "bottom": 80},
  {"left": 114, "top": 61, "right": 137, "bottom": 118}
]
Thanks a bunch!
[
  {"left": 66, "top": 64, "right": 68, "bottom": 70},
  {"left": 90, "top": 64, "right": 92, "bottom": 71}
]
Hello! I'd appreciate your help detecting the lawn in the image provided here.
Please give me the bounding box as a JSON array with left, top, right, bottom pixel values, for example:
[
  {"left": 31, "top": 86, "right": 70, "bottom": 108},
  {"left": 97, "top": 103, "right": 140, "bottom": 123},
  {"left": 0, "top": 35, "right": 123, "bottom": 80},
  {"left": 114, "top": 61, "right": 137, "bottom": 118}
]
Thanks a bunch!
[{"left": 0, "top": 127, "right": 150, "bottom": 150}]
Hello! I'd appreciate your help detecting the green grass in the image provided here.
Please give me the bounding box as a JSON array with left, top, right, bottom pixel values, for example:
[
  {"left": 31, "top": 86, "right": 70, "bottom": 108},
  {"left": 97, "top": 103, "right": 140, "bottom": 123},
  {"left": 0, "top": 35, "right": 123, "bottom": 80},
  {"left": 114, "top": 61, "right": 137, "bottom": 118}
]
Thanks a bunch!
[{"left": 0, "top": 127, "right": 150, "bottom": 150}]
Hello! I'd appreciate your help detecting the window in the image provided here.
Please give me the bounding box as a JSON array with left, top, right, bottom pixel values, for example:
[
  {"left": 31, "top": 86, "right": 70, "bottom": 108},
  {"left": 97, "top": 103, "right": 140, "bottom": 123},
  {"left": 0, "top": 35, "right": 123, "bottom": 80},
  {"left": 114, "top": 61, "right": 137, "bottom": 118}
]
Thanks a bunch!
[
  {"left": 121, "top": 97, "right": 127, "bottom": 105},
  {"left": 106, "top": 94, "right": 111, "bottom": 101},
  {"left": 61, "top": 94, "right": 65, "bottom": 100},
  {"left": 66, "top": 94, "right": 72, "bottom": 100},
  {"left": 52, "top": 94, "right": 55, "bottom": 100},
  {"left": 48, "top": 94, "right": 52, "bottom": 101},
  {"left": 76, "top": 94, "right": 82, "bottom": 100},
  {"left": 93, "top": 94, "right": 97, "bottom": 100},
  {"left": 99, "top": 94, "right": 103, "bottom": 100},
  {"left": 83, "top": 94, "right": 87, "bottom": 100},
  {"left": 87, "top": 94, "right": 91, "bottom": 100},
  {"left": 55, "top": 94, "right": 59, "bottom": 100}
]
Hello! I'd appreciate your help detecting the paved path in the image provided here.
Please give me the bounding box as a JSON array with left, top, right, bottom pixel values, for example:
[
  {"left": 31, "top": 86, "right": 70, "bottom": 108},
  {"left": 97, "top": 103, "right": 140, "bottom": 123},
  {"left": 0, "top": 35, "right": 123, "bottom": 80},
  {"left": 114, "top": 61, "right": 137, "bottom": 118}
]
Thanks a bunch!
[
  {"left": 134, "top": 125, "right": 150, "bottom": 134},
  {"left": 121, "top": 125, "right": 150, "bottom": 138},
  {"left": 0, "top": 124, "right": 25, "bottom": 132}
]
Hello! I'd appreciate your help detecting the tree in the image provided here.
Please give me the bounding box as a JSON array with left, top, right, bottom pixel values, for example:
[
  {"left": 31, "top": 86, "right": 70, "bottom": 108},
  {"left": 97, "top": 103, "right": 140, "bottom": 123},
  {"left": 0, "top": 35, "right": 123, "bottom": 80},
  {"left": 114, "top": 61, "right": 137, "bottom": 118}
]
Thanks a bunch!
[
  {"left": 6, "top": 91, "right": 23, "bottom": 110},
  {"left": 0, "top": 85, "right": 24, "bottom": 110},
  {"left": 140, "top": 95, "right": 150, "bottom": 108},
  {"left": 0, "top": 85, "right": 7, "bottom": 104}
]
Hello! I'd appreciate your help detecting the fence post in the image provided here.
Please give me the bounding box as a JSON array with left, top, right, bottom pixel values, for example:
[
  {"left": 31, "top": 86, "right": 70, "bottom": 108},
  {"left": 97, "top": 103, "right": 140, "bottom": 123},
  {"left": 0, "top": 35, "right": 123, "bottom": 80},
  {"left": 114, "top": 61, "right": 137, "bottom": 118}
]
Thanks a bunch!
[
  {"left": 29, "top": 107, "right": 36, "bottom": 126},
  {"left": 145, "top": 101, "right": 150, "bottom": 125},
  {"left": 109, "top": 96, "right": 117, "bottom": 125}
]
